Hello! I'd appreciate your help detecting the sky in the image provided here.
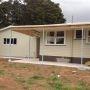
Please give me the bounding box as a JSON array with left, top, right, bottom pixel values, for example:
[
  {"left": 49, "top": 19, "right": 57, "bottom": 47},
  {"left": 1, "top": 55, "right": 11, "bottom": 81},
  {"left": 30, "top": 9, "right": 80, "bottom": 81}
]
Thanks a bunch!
[{"left": 51, "top": 0, "right": 90, "bottom": 23}]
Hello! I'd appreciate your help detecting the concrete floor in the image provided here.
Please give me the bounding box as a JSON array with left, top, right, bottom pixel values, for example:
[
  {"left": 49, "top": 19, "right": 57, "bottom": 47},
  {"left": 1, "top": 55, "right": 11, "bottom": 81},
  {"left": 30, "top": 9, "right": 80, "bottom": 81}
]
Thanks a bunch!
[{"left": 9, "top": 59, "right": 90, "bottom": 70}]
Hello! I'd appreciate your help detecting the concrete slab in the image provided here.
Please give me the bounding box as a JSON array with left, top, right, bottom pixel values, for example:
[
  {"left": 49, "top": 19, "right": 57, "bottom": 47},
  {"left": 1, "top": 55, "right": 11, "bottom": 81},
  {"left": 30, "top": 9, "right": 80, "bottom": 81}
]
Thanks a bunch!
[{"left": 9, "top": 59, "right": 90, "bottom": 70}]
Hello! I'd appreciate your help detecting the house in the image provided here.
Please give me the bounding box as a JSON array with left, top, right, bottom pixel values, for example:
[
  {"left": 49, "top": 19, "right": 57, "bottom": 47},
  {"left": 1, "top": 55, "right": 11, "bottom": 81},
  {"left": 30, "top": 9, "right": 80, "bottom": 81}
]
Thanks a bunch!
[{"left": 0, "top": 22, "right": 90, "bottom": 64}]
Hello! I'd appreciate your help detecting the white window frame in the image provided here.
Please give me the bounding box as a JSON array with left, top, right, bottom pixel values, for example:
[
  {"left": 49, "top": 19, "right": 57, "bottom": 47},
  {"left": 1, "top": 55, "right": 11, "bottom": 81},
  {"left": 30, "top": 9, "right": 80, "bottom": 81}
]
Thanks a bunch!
[
  {"left": 86, "top": 30, "right": 90, "bottom": 44},
  {"left": 46, "top": 31, "right": 66, "bottom": 45},
  {"left": 74, "top": 30, "right": 85, "bottom": 39},
  {"left": 3, "top": 38, "right": 17, "bottom": 45}
]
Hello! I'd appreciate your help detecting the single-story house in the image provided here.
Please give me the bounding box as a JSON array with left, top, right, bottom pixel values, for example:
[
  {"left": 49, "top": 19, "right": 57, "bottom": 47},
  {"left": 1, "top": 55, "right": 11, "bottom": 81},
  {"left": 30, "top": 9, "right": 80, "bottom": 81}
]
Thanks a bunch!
[{"left": 0, "top": 22, "right": 90, "bottom": 64}]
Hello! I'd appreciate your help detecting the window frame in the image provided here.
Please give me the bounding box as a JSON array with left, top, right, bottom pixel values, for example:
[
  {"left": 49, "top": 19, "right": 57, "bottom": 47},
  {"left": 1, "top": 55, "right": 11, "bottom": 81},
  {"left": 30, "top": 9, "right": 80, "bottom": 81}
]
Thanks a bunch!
[
  {"left": 74, "top": 30, "right": 85, "bottom": 39},
  {"left": 3, "top": 38, "right": 17, "bottom": 45},
  {"left": 46, "top": 31, "right": 66, "bottom": 45}
]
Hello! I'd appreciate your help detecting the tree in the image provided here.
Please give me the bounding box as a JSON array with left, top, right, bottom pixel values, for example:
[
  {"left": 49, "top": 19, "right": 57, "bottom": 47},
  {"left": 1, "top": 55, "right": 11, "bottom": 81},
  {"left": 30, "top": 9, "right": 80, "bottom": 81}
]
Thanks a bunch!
[
  {"left": 0, "top": 0, "right": 24, "bottom": 28},
  {"left": 0, "top": 1, "right": 12, "bottom": 27},
  {"left": 0, "top": 0, "right": 66, "bottom": 28},
  {"left": 23, "top": 0, "right": 66, "bottom": 24}
]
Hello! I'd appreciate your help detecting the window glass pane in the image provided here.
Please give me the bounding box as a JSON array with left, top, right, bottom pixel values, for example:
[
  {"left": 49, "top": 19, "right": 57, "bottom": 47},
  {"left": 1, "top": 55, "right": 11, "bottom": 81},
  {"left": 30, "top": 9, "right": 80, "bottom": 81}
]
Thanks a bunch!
[
  {"left": 11, "top": 38, "right": 13, "bottom": 44},
  {"left": 76, "top": 30, "right": 82, "bottom": 38},
  {"left": 47, "top": 31, "right": 54, "bottom": 36},
  {"left": 56, "top": 38, "right": 64, "bottom": 44},
  {"left": 7, "top": 38, "right": 10, "bottom": 44},
  {"left": 4, "top": 38, "right": 6, "bottom": 44},
  {"left": 47, "top": 37, "right": 54, "bottom": 44},
  {"left": 88, "top": 30, "right": 90, "bottom": 36},
  {"left": 14, "top": 38, "right": 17, "bottom": 44},
  {"left": 57, "top": 31, "right": 64, "bottom": 37}
]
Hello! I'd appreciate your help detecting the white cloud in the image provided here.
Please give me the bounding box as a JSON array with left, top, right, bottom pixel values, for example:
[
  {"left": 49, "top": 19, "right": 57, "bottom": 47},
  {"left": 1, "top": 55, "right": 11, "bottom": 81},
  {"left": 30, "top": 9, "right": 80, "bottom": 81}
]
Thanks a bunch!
[{"left": 51, "top": 0, "right": 90, "bottom": 23}]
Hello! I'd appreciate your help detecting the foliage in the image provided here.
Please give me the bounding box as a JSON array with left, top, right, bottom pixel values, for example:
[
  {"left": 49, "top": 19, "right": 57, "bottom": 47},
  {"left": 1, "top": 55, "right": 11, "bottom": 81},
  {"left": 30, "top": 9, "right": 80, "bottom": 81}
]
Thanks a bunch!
[
  {"left": 48, "top": 75, "right": 62, "bottom": 90},
  {"left": 0, "top": 0, "right": 66, "bottom": 28}
]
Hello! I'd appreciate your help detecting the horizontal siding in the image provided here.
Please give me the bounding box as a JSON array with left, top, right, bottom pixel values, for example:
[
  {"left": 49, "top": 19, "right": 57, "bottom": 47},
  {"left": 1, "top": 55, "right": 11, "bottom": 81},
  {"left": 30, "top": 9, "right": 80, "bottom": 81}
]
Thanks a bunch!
[
  {"left": 40, "top": 31, "right": 72, "bottom": 57},
  {"left": 40, "top": 30, "right": 90, "bottom": 58}
]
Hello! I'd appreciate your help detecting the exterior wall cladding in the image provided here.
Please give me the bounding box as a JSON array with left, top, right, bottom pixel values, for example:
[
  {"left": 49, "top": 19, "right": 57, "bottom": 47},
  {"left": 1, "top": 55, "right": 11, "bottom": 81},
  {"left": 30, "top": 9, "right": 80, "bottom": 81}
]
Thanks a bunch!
[{"left": 39, "top": 30, "right": 90, "bottom": 64}]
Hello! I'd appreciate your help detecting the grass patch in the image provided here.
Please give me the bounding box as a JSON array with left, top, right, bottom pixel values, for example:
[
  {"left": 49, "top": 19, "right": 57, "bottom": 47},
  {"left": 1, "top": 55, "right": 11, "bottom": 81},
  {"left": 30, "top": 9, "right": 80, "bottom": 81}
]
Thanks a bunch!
[
  {"left": 76, "top": 80, "right": 90, "bottom": 90},
  {"left": 30, "top": 75, "right": 44, "bottom": 80},
  {"left": 0, "top": 70, "right": 5, "bottom": 76},
  {"left": 27, "top": 75, "right": 44, "bottom": 85},
  {"left": 62, "top": 84, "right": 72, "bottom": 90},
  {"left": 15, "top": 76, "right": 26, "bottom": 84},
  {"left": 15, "top": 75, "right": 45, "bottom": 89},
  {"left": 9, "top": 63, "right": 30, "bottom": 68},
  {"left": 0, "top": 60, "right": 90, "bottom": 90},
  {"left": 48, "top": 75, "right": 63, "bottom": 90}
]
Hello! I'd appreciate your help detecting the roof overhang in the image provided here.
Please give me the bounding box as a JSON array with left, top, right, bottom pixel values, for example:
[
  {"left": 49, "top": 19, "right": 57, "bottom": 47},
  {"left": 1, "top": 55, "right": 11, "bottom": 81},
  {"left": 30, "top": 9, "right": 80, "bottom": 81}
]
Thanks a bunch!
[{"left": 1, "top": 22, "right": 90, "bottom": 36}]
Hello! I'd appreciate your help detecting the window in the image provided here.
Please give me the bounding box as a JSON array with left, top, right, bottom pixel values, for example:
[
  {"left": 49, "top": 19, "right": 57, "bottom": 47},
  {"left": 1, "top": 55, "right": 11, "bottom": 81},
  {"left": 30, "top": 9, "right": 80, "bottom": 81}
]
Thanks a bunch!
[
  {"left": 47, "top": 31, "right": 55, "bottom": 44},
  {"left": 4, "top": 38, "right": 10, "bottom": 44},
  {"left": 86, "top": 30, "right": 90, "bottom": 43},
  {"left": 74, "top": 30, "right": 85, "bottom": 39},
  {"left": 56, "top": 31, "right": 65, "bottom": 44},
  {"left": 13, "top": 38, "right": 17, "bottom": 44},
  {"left": 46, "top": 31, "right": 65, "bottom": 45},
  {"left": 3, "top": 38, "right": 17, "bottom": 45},
  {"left": 11, "top": 38, "right": 17, "bottom": 44},
  {"left": 4, "top": 38, "right": 6, "bottom": 44},
  {"left": 7, "top": 38, "right": 10, "bottom": 44}
]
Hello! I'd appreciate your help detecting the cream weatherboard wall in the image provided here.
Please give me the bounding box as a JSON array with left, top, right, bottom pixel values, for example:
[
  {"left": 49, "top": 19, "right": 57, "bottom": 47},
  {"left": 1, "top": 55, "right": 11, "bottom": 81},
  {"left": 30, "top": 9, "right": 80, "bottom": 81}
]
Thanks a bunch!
[
  {"left": 40, "top": 31, "right": 72, "bottom": 57},
  {"left": 0, "top": 29, "right": 37, "bottom": 58},
  {"left": 40, "top": 30, "right": 90, "bottom": 58},
  {"left": 73, "top": 37, "right": 90, "bottom": 58}
]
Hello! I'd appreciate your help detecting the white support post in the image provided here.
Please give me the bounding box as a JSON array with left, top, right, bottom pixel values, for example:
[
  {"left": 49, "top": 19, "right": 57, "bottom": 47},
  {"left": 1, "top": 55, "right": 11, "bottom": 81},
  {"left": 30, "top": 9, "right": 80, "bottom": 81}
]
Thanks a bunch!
[
  {"left": 28, "top": 34, "right": 30, "bottom": 60},
  {"left": 8, "top": 30, "right": 12, "bottom": 62},
  {"left": 42, "top": 28, "right": 45, "bottom": 61},
  {"left": 81, "top": 27, "right": 84, "bottom": 65}
]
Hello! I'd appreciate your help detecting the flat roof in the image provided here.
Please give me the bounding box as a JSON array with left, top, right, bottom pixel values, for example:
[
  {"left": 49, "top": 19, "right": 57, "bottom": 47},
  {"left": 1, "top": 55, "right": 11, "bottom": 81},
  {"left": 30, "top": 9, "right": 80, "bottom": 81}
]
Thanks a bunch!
[{"left": 1, "top": 22, "right": 90, "bottom": 31}]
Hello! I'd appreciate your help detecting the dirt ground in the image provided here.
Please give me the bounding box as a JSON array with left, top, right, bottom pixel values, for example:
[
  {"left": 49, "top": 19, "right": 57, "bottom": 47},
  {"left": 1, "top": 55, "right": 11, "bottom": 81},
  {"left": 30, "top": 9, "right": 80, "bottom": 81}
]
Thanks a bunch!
[{"left": 0, "top": 58, "right": 90, "bottom": 90}]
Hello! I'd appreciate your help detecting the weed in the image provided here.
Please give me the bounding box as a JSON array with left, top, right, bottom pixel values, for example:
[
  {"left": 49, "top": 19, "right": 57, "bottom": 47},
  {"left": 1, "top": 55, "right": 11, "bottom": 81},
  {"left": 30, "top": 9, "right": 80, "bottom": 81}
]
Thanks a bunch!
[
  {"left": 15, "top": 76, "right": 26, "bottom": 83},
  {"left": 31, "top": 75, "right": 44, "bottom": 80},
  {"left": 62, "top": 84, "right": 72, "bottom": 90},
  {"left": 27, "top": 75, "right": 44, "bottom": 85},
  {"left": 9, "top": 63, "right": 30, "bottom": 68},
  {"left": 76, "top": 80, "right": 90, "bottom": 90},
  {"left": 48, "top": 75, "right": 62, "bottom": 90},
  {"left": 0, "top": 70, "right": 5, "bottom": 76}
]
